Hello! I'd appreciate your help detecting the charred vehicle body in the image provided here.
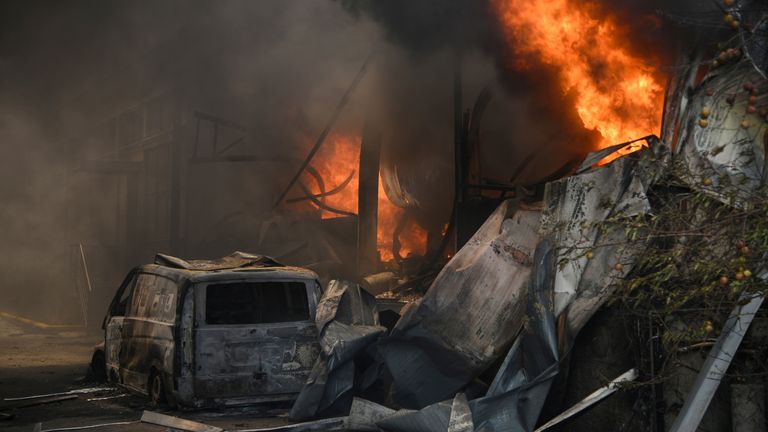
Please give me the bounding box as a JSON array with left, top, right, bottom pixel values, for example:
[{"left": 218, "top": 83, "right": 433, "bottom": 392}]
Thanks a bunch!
[{"left": 91, "top": 252, "right": 322, "bottom": 408}]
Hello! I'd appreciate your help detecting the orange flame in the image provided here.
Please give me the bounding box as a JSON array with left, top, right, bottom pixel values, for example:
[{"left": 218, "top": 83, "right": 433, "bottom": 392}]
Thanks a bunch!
[
  {"left": 302, "top": 133, "right": 427, "bottom": 262},
  {"left": 304, "top": 134, "right": 360, "bottom": 218},
  {"left": 491, "top": 0, "right": 665, "bottom": 163}
]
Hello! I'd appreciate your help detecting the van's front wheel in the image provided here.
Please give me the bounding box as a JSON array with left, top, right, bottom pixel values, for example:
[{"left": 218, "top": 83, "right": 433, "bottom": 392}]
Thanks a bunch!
[
  {"left": 89, "top": 351, "right": 107, "bottom": 383},
  {"left": 148, "top": 369, "right": 167, "bottom": 406}
]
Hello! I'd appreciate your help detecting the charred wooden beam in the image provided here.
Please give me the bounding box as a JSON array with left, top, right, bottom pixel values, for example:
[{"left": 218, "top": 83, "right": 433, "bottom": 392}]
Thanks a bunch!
[{"left": 357, "top": 124, "right": 381, "bottom": 275}]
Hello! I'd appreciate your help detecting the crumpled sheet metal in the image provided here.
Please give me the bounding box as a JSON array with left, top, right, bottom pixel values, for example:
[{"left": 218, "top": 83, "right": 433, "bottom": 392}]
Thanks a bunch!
[
  {"left": 381, "top": 163, "right": 420, "bottom": 209},
  {"left": 540, "top": 143, "right": 662, "bottom": 319},
  {"left": 545, "top": 141, "right": 670, "bottom": 343},
  {"left": 469, "top": 240, "right": 559, "bottom": 432},
  {"left": 376, "top": 400, "right": 453, "bottom": 432},
  {"left": 447, "top": 393, "right": 474, "bottom": 432},
  {"left": 347, "top": 397, "right": 396, "bottom": 431},
  {"left": 675, "top": 60, "right": 767, "bottom": 207},
  {"left": 290, "top": 280, "right": 385, "bottom": 420},
  {"left": 380, "top": 200, "right": 542, "bottom": 408},
  {"left": 373, "top": 240, "right": 559, "bottom": 432}
]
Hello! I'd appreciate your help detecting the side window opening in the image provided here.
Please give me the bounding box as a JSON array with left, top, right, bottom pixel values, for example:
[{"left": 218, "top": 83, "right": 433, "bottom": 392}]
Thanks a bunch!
[
  {"left": 205, "top": 281, "right": 310, "bottom": 325},
  {"left": 130, "top": 274, "right": 153, "bottom": 318},
  {"left": 129, "top": 273, "right": 178, "bottom": 322},
  {"left": 110, "top": 272, "right": 138, "bottom": 317}
]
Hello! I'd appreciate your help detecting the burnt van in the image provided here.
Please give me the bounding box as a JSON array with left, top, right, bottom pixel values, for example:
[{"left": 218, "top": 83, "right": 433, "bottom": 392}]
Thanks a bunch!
[{"left": 92, "top": 252, "right": 321, "bottom": 407}]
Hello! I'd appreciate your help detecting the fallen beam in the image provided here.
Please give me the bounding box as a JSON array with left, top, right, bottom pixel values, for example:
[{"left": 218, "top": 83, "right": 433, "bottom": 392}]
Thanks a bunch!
[
  {"left": 535, "top": 368, "right": 638, "bottom": 431},
  {"left": 668, "top": 291, "right": 765, "bottom": 432}
]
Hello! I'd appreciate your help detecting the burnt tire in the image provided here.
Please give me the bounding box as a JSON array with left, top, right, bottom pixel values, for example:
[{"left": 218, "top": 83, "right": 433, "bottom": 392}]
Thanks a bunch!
[
  {"left": 148, "top": 369, "right": 167, "bottom": 407},
  {"left": 89, "top": 351, "right": 107, "bottom": 383}
]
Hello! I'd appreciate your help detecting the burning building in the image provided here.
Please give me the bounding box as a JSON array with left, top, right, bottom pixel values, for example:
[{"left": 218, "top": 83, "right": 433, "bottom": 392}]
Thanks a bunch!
[{"left": 1, "top": 0, "right": 768, "bottom": 431}]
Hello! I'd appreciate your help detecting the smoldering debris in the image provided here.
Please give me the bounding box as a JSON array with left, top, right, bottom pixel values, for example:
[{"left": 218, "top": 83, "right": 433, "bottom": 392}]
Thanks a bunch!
[
  {"left": 380, "top": 200, "right": 542, "bottom": 409},
  {"left": 284, "top": 59, "right": 768, "bottom": 426},
  {"left": 290, "top": 280, "right": 385, "bottom": 420},
  {"left": 2, "top": 1, "right": 768, "bottom": 431}
]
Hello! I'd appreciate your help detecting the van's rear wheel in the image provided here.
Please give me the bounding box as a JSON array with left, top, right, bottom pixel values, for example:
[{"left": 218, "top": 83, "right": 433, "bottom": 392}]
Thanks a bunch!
[{"left": 148, "top": 369, "right": 166, "bottom": 406}]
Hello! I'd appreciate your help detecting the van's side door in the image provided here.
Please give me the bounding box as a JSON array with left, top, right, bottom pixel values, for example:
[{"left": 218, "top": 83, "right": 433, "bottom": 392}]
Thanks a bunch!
[
  {"left": 120, "top": 272, "right": 179, "bottom": 393},
  {"left": 105, "top": 271, "right": 138, "bottom": 381}
]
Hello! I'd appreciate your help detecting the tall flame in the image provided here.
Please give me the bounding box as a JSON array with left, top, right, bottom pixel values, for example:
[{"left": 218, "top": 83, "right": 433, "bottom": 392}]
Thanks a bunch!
[
  {"left": 491, "top": 0, "right": 665, "bottom": 161},
  {"left": 302, "top": 133, "right": 427, "bottom": 262}
]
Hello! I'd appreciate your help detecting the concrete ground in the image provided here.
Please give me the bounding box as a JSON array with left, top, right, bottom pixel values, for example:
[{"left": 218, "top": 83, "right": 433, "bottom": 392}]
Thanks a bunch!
[{"left": 0, "top": 315, "right": 294, "bottom": 432}]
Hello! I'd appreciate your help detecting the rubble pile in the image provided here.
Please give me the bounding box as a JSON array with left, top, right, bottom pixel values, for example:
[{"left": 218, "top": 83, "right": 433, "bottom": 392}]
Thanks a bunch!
[{"left": 282, "top": 6, "right": 768, "bottom": 430}]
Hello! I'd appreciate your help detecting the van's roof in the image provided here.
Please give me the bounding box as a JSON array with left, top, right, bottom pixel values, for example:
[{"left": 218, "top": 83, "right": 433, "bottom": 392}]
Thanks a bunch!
[{"left": 138, "top": 252, "right": 319, "bottom": 284}]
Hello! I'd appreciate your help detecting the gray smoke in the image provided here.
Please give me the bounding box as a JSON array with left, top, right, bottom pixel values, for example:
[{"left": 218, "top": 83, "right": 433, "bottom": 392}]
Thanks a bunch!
[
  {"left": 0, "top": 0, "right": 378, "bottom": 322},
  {"left": 0, "top": 0, "right": 707, "bottom": 323}
]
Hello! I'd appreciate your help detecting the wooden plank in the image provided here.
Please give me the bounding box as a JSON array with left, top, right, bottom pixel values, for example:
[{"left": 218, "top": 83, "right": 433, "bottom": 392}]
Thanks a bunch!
[
  {"left": 235, "top": 416, "right": 347, "bottom": 432},
  {"left": 0, "top": 394, "right": 77, "bottom": 410},
  {"left": 140, "top": 410, "right": 223, "bottom": 432}
]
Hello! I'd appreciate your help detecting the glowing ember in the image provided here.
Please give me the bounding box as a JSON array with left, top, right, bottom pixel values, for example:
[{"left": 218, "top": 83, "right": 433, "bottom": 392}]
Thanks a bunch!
[
  {"left": 491, "top": 0, "right": 665, "bottom": 163},
  {"left": 302, "top": 133, "right": 427, "bottom": 262}
]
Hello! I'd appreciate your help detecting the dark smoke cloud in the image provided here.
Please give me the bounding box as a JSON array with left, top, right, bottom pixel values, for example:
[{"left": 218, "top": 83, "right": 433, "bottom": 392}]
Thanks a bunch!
[
  {"left": 340, "top": 0, "right": 608, "bottom": 189},
  {"left": 338, "top": 0, "right": 495, "bottom": 53},
  {"left": 341, "top": 0, "right": 694, "bottom": 189},
  {"left": 0, "top": 0, "right": 704, "bottom": 323},
  {"left": 0, "top": 0, "right": 378, "bottom": 322}
]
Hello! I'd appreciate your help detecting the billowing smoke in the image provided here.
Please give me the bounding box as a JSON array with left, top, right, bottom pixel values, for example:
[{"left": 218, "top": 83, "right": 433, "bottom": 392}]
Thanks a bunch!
[
  {"left": 0, "top": 0, "right": 378, "bottom": 322},
  {"left": 343, "top": 0, "right": 685, "bottom": 172},
  {"left": 0, "top": 0, "right": 702, "bottom": 323}
]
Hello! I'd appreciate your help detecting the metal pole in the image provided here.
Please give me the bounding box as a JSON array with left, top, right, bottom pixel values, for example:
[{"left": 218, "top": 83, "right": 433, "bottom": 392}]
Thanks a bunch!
[
  {"left": 79, "top": 243, "right": 93, "bottom": 293},
  {"left": 668, "top": 291, "right": 765, "bottom": 432},
  {"left": 452, "top": 49, "right": 463, "bottom": 251},
  {"left": 74, "top": 243, "right": 89, "bottom": 327}
]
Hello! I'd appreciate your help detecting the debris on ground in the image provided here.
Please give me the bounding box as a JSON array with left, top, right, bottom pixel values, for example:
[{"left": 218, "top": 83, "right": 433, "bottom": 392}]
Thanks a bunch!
[
  {"left": 140, "top": 410, "right": 224, "bottom": 432},
  {"left": 3, "top": 387, "right": 116, "bottom": 402}
]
